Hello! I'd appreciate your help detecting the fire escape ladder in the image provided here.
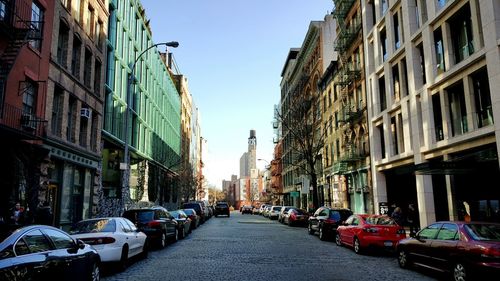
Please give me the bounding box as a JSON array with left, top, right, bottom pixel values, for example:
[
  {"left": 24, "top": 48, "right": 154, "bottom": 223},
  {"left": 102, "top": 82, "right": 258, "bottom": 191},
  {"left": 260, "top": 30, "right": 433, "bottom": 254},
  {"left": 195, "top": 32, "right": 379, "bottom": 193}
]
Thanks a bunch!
[{"left": 0, "top": 0, "right": 44, "bottom": 81}]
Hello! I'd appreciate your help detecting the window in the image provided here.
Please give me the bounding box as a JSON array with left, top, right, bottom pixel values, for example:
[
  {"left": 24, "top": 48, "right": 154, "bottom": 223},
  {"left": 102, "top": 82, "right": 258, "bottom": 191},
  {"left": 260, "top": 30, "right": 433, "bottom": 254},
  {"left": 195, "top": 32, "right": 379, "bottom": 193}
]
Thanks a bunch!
[
  {"left": 61, "top": 0, "right": 70, "bottom": 10},
  {"left": 436, "top": 223, "right": 458, "bottom": 240},
  {"left": 29, "top": 1, "right": 44, "bottom": 51},
  {"left": 380, "top": 28, "right": 388, "bottom": 62},
  {"left": 449, "top": 4, "right": 474, "bottom": 64},
  {"left": 71, "top": 36, "right": 82, "bottom": 78},
  {"left": 393, "top": 12, "right": 401, "bottom": 49},
  {"left": 94, "top": 59, "right": 101, "bottom": 96},
  {"left": 437, "top": 0, "right": 448, "bottom": 9},
  {"left": 43, "top": 229, "right": 75, "bottom": 249},
  {"left": 392, "top": 64, "right": 400, "bottom": 102},
  {"left": 74, "top": 0, "right": 81, "bottom": 22},
  {"left": 432, "top": 94, "right": 444, "bottom": 141},
  {"left": 471, "top": 68, "right": 493, "bottom": 128},
  {"left": 95, "top": 20, "right": 102, "bottom": 48},
  {"left": 401, "top": 58, "right": 409, "bottom": 97},
  {"left": 90, "top": 113, "right": 98, "bottom": 152},
  {"left": 419, "top": 223, "right": 442, "bottom": 239},
  {"left": 79, "top": 109, "right": 88, "bottom": 147},
  {"left": 391, "top": 116, "right": 398, "bottom": 155},
  {"left": 51, "top": 85, "right": 64, "bottom": 136},
  {"left": 57, "top": 21, "right": 69, "bottom": 67},
  {"left": 434, "top": 27, "right": 446, "bottom": 74},
  {"left": 22, "top": 80, "right": 37, "bottom": 115},
  {"left": 447, "top": 81, "right": 468, "bottom": 136},
  {"left": 86, "top": 5, "right": 94, "bottom": 36},
  {"left": 378, "top": 76, "right": 386, "bottom": 112},
  {"left": 378, "top": 124, "right": 385, "bottom": 159},
  {"left": 22, "top": 229, "right": 52, "bottom": 253},
  {"left": 381, "top": 0, "right": 388, "bottom": 15},
  {"left": 83, "top": 48, "right": 92, "bottom": 87},
  {"left": 417, "top": 43, "right": 426, "bottom": 85},
  {"left": 67, "top": 96, "right": 76, "bottom": 142}
]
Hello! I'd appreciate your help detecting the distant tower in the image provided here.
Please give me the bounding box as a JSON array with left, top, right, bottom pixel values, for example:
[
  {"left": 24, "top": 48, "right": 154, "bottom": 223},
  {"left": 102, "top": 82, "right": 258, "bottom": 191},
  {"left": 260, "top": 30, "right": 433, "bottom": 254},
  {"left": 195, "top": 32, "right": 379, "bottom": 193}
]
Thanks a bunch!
[{"left": 248, "top": 130, "right": 257, "bottom": 172}]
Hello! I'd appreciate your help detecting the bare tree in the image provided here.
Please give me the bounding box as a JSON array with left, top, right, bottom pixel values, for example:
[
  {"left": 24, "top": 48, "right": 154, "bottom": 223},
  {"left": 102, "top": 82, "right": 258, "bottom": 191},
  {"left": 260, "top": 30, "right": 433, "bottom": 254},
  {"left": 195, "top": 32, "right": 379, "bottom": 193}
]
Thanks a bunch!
[
  {"left": 177, "top": 164, "right": 198, "bottom": 204},
  {"left": 277, "top": 87, "right": 329, "bottom": 210}
]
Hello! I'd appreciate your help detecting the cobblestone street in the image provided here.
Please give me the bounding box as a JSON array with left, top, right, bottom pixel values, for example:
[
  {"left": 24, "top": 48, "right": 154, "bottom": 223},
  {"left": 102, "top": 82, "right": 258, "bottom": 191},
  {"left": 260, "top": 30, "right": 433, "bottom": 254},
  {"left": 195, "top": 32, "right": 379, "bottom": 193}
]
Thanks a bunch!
[{"left": 102, "top": 212, "right": 440, "bottom": 281}]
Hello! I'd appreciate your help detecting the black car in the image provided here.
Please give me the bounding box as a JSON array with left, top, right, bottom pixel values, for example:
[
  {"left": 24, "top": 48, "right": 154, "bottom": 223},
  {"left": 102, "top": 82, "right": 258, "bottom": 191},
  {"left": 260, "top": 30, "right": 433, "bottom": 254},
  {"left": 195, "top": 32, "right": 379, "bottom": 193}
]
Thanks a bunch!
[
  {"left": 170, "top": 210, "right": 192, "bottom": 239},
  {"left": 215, "top": 202, "right": 230, "bottom": 217},
  {"left": 123, "top": 206, "right": 178, "bottom": 249},
  {"left": 182, "top": 202, "right": 206, "bottom": 223},
  {"left": 241, "top": 205, "right": 253, "bottom": 215},
  {"left": 0, "top": 225, "right": 100, "bottom": 281},
  {"left": 308, "top": 207, "right": 353, "bottom": 241}
]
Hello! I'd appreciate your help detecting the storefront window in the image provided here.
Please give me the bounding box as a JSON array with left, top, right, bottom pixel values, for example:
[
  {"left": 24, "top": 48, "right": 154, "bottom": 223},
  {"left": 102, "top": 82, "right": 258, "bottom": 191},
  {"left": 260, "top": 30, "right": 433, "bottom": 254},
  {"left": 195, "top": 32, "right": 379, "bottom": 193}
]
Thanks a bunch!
[
  {"left": 60, "top": 165, "right": 73, "bottom": 224},
  {"left": 82, "top": 170, "right": 92, "bottom": 220}
]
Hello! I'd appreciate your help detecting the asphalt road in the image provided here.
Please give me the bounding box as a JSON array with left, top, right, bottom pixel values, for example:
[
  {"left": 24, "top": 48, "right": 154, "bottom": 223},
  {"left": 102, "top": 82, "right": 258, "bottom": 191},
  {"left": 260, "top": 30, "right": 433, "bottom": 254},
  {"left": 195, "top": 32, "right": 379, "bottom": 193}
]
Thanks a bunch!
[{"left": 102, "top": 212, "right": 441, "bottom": 281}]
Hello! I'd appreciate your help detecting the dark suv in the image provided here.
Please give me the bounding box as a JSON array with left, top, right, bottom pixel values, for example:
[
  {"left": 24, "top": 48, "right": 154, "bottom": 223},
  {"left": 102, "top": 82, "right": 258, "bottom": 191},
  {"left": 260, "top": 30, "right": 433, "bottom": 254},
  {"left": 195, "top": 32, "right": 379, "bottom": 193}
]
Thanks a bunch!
[
  {"left": 123, "top": 206, "right": 178, "bottom": 248},
  {"left": 308, "top": 207, "right": 353, "bottom": 241},
  {"left": 182, "top": 202, "right": 205, "bottom": 223},
  {"left": 214, "top": 202, "right": 230, "bottom": 217}
]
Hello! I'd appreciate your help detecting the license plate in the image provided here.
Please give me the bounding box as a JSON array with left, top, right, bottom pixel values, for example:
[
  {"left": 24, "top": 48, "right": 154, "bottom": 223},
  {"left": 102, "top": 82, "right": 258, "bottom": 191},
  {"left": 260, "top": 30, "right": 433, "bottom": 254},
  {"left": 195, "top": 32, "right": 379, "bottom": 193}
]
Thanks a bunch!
[{"left": 384, "top": 241, "right": 393, "bottom": 247}]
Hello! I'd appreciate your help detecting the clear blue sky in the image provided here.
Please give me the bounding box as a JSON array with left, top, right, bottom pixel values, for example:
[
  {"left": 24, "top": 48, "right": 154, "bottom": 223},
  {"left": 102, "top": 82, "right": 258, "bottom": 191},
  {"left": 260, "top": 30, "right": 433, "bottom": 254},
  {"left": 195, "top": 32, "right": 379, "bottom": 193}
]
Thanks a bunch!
[{"left": 141, "top": 0, "right": 333, "bottom": 187}]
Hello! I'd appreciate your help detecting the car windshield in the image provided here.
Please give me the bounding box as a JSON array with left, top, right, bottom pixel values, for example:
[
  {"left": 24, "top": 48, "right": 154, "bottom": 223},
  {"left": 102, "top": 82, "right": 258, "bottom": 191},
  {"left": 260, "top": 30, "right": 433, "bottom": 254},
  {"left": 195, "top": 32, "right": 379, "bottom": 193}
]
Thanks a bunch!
[
  {"left": 170, "top": 211, "right": 181, "bottom": 218},
  {"left": 217, "top": 204, "right": 228, "bottom": 207},
  {"left": 273, "top": 207, "right": 281, "bottom": 211},
  {"left": 291, "top": 209, "right": 307, "bottom": 215},
  {"left": 465, "top": 224, "right": 500, "bottom": 241},
  {"left": 70, "top": 219, "right": 116, "bottom": 234},
  {"left": 124, "top": 211, "right": 154, "bottom": 223},
  {"left": 364, "top": 216, "right": 396, "bottom": 225},
  {"left": 183, "top": 209, "right": 195, "bottom": 215}
]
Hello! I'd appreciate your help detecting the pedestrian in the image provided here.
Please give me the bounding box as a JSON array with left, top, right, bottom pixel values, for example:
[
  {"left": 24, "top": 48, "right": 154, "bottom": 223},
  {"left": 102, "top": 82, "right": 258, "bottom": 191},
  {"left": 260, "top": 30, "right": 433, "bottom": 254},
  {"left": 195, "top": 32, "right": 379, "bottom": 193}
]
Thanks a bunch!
[
  {"left": 407, "top": 203, "right": 418, "bottom": 236},
  {"left": 9, "top": 202, "right": 25, "bottom": 227},
  {"left": 35, "top": 201, "right": 53, "bottom": 226},
  {"left": 391, "top": 207, "right": 404, "bottom": 226}
]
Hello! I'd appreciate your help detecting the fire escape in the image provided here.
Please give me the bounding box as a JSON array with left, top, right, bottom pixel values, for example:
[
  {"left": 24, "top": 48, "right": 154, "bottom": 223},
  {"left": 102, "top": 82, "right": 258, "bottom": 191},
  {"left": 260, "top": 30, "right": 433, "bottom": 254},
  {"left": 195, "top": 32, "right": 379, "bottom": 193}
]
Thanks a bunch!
[
  {"left": 0, "top": 0, "right": 45, "bottom": 139},
  {"left": 332, "top": 0, "right": 365, "bottom": 175}
]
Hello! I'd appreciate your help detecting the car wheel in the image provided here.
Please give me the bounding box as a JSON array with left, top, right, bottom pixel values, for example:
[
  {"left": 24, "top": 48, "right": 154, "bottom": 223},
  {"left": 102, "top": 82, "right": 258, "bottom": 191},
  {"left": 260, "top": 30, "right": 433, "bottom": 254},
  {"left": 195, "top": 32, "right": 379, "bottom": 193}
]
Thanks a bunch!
[
  {"left": 173, "top": 228, "right": 178, "bottom": 242},
  {"left": 319, "top": 226, "right": 326, "bottom": 241},
  {"left": 398, "top": 249, "right": 411, "bottom": 268},
  {"left": 159, "top": 232, "right": 167, "bottom": 249},
  {"left": 118, "top": 245, "right": 128, "bottom": 271},
  {"left": 141, "top": 240, "right": 148, "bottom": 259},
  {"left": 89, "top": 261, "right": 100, "bottom": 281},
  {"left": 453, "top": 262, "right": 467, "bottom": 281},
  {"left": 353, "top": 237, "right": 362, "bottom": 254},
  {"left": 335, "top": 233, "right": 342, "bottom": 246},
  {"left": 308, "top": 224, "right": 314, "bottom": 235}
]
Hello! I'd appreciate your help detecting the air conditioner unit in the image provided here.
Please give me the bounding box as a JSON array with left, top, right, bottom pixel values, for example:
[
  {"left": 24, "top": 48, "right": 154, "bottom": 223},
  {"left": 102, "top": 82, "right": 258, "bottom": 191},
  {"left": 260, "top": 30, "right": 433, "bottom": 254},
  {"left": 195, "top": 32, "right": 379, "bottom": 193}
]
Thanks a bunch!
[
  {"left": 80, "top": 108, "right": 91, "bottom": 119},
  {"left": 20, "top": 113, "right": 36, "bottom": 130}
]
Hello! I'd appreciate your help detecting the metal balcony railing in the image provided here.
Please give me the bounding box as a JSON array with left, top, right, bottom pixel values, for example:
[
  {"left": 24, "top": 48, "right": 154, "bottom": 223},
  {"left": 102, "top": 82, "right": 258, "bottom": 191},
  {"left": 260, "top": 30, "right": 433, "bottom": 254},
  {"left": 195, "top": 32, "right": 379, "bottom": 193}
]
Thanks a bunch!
[{"left": 0, "top": 102, "right": 45, "bottom": 139}]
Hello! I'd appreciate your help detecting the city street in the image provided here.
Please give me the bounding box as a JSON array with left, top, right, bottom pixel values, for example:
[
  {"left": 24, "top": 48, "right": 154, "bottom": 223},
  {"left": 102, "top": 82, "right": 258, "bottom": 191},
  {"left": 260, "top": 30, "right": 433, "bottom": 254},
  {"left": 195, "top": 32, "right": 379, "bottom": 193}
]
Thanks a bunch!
[{"left": 102, "top": 212, "right": 439, "bottom": 281}]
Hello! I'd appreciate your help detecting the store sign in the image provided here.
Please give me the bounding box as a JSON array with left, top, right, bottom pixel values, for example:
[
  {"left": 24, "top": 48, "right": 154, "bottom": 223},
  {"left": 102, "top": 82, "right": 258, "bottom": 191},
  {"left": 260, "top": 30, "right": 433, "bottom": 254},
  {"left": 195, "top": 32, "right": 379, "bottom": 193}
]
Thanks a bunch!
[{"left": 379, "top": 202, "right": 389, "bottom": 215}]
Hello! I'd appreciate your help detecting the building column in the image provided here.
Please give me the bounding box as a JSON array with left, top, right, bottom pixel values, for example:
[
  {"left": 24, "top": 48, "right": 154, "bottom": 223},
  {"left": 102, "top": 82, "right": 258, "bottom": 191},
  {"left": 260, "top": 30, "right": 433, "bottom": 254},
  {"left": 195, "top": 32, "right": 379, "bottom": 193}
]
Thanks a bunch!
[
  {"left": 372, "top": 169, "right": 387, "bottom": 215},
  {"left": 416, "top": 174, "right": 435, "bottom": 227}
]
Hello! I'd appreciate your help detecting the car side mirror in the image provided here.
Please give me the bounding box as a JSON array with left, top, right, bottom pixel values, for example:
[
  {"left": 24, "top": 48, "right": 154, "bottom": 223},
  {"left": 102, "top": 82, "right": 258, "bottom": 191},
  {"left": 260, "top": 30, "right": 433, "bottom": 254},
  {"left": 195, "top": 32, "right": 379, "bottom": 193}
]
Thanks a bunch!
[{"left": 76, "top": 239, "right": 86, "bottom": 250}]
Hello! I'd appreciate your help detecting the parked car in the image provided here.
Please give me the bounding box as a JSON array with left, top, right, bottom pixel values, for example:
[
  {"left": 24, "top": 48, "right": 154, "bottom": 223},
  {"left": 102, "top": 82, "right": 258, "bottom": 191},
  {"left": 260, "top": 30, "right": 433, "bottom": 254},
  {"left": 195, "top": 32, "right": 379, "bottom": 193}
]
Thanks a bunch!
[
  {"left": 397, "top": 221, "right": 500, "bottom": 280},
  {"left": 241, "top": 205, "right": 253, "bottom": 214},
  {"left": 278, "top": 206, "right": 294, "bottom": 223},
  {"left": 259, "top": 204, "right": 269, "bottom": 215},
  {"left": 0, "top": 225, "right": 100, "bottom": 281},
  {"left": 268, "top": 206, "right": 282, "bottom": 220},
  {"left": 308, "top": 207, "right": 353, "bottom": 241},
  {"left": 123, "top": 206, "right": 178, "bottom": 249},
  {"left": 182, "top": 202, "right": 206, "bottom": 223},
  {"left": 335, "top": 214, "right": 406, "bottom": 254},
  {"left": 170, "top": 210, "right": 192, "bottom": 239},
  {"left": 182, "top": 208, "right": 200, "bottom": 231},
  {"left": 284, "top": 208, "right": 309, "bottom": 226},
  {"left": 263, "top": 205, "right": 272, "bottom": 218},
  {"left": 215, "top": 202, "right": 230, "bottom": 217},
  {"left": 70, "top": 217, "right": 148, "bottom": 269}
]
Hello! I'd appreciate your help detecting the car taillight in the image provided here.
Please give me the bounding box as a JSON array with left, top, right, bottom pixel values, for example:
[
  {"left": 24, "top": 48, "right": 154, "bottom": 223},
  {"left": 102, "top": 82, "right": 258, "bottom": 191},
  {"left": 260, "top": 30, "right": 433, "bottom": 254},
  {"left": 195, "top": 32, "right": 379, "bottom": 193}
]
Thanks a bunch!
[
  {"left": 396, "top": 228, "right": 406, "bottom": 235},
  {"left": 325, "top": 218, "right": 336, "bottom": 224},
  {"left": 81, "top": 237, "right": 116, "bottom": 245},
  {"left": 290, "top": 213, "right": 296, "bottom": 220},
  {"left": 148, "top": 221, "right": 161, "bottom": 228},
  {"left": 363, "top": 227, "right": 378, "bottom": 233},
  {"left": 482, "top": 247, "right": 500, "bottom": 259}
]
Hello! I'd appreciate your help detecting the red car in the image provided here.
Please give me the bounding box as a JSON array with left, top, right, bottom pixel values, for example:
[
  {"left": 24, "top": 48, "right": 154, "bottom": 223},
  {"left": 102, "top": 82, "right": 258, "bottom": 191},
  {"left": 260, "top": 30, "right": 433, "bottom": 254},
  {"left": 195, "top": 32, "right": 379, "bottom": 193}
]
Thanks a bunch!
[
  {"left": 397, "top": 221, "right": 500, "bottom": 280},
  {"left": 336, "top": 214, "right": 406, "bottom": 254},
  {"left": 284, "top": 208, "right": 309, "bottom": 226}
]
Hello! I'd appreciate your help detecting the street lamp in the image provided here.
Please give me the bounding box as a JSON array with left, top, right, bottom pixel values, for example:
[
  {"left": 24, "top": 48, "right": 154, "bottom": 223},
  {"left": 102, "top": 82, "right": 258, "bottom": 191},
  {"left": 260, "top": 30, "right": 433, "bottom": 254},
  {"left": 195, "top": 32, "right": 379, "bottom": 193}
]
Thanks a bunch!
[{"left": 121, "top": 41, "right": 179, "bottom": 213}]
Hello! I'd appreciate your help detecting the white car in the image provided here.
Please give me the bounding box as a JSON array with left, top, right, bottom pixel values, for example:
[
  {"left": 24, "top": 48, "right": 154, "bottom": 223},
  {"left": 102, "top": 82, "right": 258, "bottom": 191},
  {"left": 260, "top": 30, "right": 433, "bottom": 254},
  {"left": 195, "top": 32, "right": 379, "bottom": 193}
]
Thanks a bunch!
[
  {"left": 70, "top": 217, "right": 148, "bottom": 268},
  {"left": 268, "top": 206, "right": 282, "bottom": 220}
]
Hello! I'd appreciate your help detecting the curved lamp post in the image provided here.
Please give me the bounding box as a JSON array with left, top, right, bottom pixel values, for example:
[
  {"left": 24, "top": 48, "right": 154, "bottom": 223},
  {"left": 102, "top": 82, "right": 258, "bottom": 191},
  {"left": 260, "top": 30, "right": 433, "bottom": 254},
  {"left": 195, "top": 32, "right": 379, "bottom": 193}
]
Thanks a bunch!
[{"left": 121, "top": 41, "right": 179, "bottom": 212}]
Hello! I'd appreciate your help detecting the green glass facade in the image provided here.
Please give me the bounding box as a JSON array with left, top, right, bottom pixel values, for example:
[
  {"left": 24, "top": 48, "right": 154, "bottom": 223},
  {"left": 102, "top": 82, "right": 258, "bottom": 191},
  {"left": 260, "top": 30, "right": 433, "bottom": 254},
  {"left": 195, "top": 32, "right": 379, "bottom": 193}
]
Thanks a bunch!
[{"left": 101, "top": 0, "right": 181, "bottom": 214}]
